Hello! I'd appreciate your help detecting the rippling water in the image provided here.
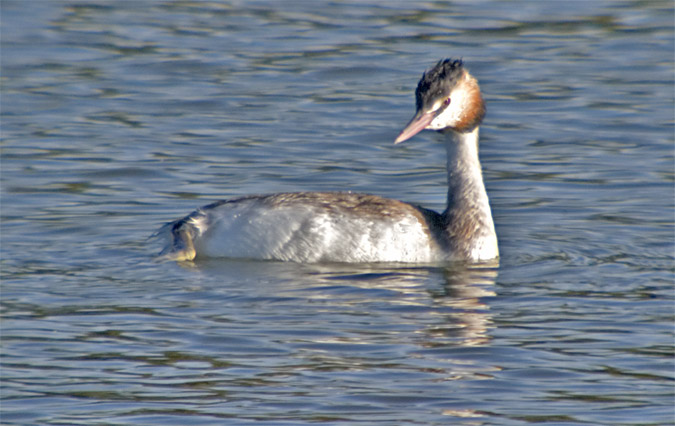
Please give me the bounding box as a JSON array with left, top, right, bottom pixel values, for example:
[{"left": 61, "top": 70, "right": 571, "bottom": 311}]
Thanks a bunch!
[{"left": 1, "top": 1, "right": 673, "bottom": 425}]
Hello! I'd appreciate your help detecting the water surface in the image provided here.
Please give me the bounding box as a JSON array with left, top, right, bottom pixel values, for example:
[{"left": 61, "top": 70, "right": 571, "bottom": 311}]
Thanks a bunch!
[{"left": 1, "top": 1, "right": 673, "bottom": 425}]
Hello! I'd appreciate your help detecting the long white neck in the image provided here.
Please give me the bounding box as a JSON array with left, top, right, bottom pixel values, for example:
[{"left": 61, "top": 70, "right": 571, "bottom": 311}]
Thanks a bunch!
[{"left": 440, "top": 127, "right": 498, "bottom": 260}]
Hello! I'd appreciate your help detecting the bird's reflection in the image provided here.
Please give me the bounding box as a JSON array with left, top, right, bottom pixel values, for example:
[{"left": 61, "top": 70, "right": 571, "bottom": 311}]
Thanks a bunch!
[
  {"left": 183, "top": 258, "right": 498, "bottom": 348},
  {"left": 175, "top": 259, "right": 498, "bottom": 422}
]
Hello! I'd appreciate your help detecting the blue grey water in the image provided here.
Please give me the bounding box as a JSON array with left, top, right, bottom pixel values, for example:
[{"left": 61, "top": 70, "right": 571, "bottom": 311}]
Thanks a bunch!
[{"left": 1, "top": 1, "right": 673, "bottom": 425}]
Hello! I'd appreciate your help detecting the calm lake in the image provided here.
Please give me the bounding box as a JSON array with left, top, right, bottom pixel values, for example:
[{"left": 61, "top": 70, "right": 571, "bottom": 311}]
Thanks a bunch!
[{"left": 1, "top": 1, "right": 673, "bottom": 425}]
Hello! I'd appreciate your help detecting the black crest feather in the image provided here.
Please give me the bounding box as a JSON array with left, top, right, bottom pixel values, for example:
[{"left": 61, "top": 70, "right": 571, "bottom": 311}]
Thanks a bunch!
[{"left": 415, "top": 58, "right": 464, "bottom": 111}]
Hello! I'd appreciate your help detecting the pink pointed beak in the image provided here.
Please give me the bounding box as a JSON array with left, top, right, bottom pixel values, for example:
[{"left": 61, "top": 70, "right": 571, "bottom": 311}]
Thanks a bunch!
[{"left": 394, "top": 111, "right": 435, "bottom": 144}]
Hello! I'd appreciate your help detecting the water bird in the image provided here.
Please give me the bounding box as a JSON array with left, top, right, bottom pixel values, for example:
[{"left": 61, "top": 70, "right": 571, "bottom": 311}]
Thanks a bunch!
[{"left": 159, "top": 59, "right": 498, "bottom": 263}]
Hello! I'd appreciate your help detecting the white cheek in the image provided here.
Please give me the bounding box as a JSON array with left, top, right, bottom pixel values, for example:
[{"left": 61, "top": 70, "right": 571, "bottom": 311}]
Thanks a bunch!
[
  {"left": 429, "top": 106, "right": 459, "bottom": 130},
  {"left": 428, "top": 86, "right": 471, "bottom": 130}
]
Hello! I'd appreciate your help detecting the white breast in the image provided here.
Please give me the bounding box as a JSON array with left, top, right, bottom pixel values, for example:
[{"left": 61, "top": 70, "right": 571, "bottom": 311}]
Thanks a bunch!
[{"left": 186, "top": 196, "right": 440, "bottom": 263}]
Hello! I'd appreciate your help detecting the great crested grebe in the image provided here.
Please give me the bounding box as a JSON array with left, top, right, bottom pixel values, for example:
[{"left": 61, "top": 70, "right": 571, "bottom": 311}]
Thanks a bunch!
[{"left": 159, "top": 59, "right": 498, "bottom": 263}]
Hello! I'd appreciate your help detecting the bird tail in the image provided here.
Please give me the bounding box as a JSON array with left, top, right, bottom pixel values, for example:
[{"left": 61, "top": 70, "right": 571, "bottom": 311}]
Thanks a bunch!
[{"left": 156, "top": 218, "right": 197, "bottom": 261}]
